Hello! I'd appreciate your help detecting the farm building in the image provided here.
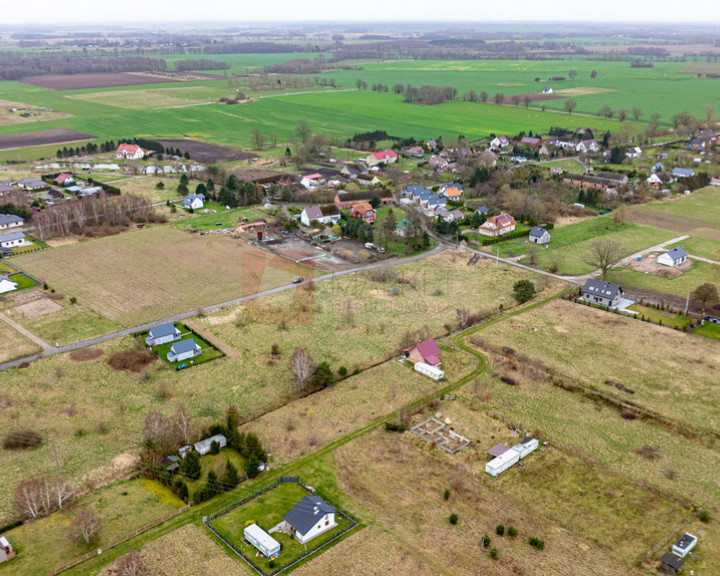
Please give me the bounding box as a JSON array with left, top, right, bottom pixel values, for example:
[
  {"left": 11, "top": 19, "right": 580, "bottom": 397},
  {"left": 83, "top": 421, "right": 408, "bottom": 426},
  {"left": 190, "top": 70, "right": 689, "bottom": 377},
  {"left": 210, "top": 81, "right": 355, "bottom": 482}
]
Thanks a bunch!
[
  {"left": 580, "top": 279, "right": 625, "bottom": 308},
  {"left": 529, "top": 226, "right": 551, "bottom": 244},
  {"left": 0, "top": 276, "right": 19, "bottom": 294},
  {"left": 116, "top": 144, "right": 145, "bottom": 160},
  {"left": 244, "top": 523, "right": 281, "bottom": 558},
  {"left": 365, "top": 150, "right": 398, "bottom": 166},
  {"left": 334, "top": 191, "right": 392, "bottom": 209},
  {"left": 657, "top": 247, "right": 687, "bottom": 267},
  {"left": 521, "top": 136, "right": 541, "bottom": 147},
  {"left": 402, "top": 338, "right": 441, "bottom": 365},
  {"left": 283, "top": 496, "right": 337, "bottom": 545},
  {"left": 194, "top": 433, "right": 227, "bottom": 456},
  {"left": 16, "top": 177, "right": 47, "bottom": 191},
  {"left": 672, "top": 533, "right": 697, "bottom": 558},
  {"left": 300, "top": 205, "right": 341, "bottom": 227},
  {"left": 562, "top": 172, "right": 628, "bottom": 190},
  {"left": 659, "top": 552, "right": 684, "bottom": 575},
  {"left": 0, "top": 536, "right": 15, "bottom": 564},
  {"left": 0, "top": 231, "right": 27, "bottom": 248},
  {"left": 478, "top": 213, "right": 516, "bottom": 237},
  {"left": 350, "top": 202, "right": 376, "bottom": 223},
  {"left": 672, "top": 167, "right": 695, "bottom": 179},
  {"left": 183, "top": 194, "right": 204, "bottom": 210},
  {"left": 145, "top": 323, "right": 182, "bottom": 346},
  {"left": 414, "top": 361, "right": 445, "bottom": 381},
  {"left": 0, "top": 214, "right": 23, "bottom": 230},
  {"left": 166, "top": 338, "right": 202, "bottom": 362}
]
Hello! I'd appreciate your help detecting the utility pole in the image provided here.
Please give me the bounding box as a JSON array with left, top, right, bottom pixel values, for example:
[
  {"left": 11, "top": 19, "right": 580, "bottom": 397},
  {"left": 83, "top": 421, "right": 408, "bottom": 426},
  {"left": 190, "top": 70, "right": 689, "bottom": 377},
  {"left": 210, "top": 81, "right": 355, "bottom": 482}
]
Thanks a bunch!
[
  {"left": 479, "top": 535, "right": 485, "bottom": 575},
  {"left": 684, "top": 292, "right": 690, "bottom": 316},
  {"left": 496, "top": 245, "right": 499, "bottom": 267},
  {"left": 52, "top": 443, "right": 61, "bottom": 477}
]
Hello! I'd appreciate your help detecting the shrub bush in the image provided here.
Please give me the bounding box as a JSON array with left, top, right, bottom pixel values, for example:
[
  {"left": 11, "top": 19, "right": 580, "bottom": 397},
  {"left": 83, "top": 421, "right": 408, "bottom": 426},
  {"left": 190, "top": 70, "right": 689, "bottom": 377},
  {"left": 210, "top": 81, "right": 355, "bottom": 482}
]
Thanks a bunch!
[
  {"left": 107, "top": 349, "right": 156, "bottom": 372},
  {"left": 210, "top": 440, "right": 220, "bottom": 455},
  {"left": 700, "top": 509, "right": 711, "bottom": 523},
  {"left": 529, "top": 536, "right": 545, "bottom": 550},
  {"left": 3, "top": 429, "right": 43, "bottom": 450},
  {"left": 508, "top": 526, "right": 518, "bottom": 537},
  {"left": 443, "top": 489, "right": 450, "bottom": 501},
  {"left": 496, "top": 524, "right": 505, "bottom": 536},
  {"left": 482, "top": 534, "right": 491, "bottom": 547},
  {"left": 449, "top": 513, "right": 458, "bottom": 525},
  {"left": 338, "top": 365, "right": 347, "bottom": 376},
  {"left": 489, "top": 547, "right": 499, "bottom": 559}
]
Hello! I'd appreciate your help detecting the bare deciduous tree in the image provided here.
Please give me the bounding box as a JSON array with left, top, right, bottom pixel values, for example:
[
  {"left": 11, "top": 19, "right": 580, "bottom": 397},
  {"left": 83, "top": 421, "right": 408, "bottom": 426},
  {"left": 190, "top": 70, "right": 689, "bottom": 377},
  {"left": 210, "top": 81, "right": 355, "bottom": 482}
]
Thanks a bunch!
[
  {"left": 69, "top": 508, "right": 102, "bottom": 545},
  {"left": 289, "top": 347, "right": 315, "bottom": 392},
  {"left": 611, "top": 204, "right": 627, "bottom": 227},
  {"left": 14, "top": 475, "right": 74, "bottom": 519},
  {"left": 115, "top": 550, "right": 148, "bottom": 576},
  {"left": 456, "top": 307, "right": 469, "bottom": 328},
  {"left": 584, "top": 240, "right": 623, "bottom": 280},
  {"left": 691, "top": 283, "right": 719, "bottom": 317}
]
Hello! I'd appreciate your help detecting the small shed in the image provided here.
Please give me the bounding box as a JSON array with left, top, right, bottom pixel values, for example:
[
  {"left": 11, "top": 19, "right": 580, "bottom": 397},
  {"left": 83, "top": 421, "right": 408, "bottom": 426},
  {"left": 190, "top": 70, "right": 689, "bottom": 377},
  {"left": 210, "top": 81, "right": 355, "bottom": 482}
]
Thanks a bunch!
[
  {"left": 161, "top": 455, "right": 180, "bottom": 475},
  {"left": 659, "top": 552, "right": 685, "bottom": 575},
  {"left": 672, "top": 533, "right": 697, "bottom": 558},
  {"left": 194, "top": 433, "right": 227, "bottom": 456},
  {"left": 244, "top": 523, "right": 281, "bottom": 558},
  {"left": 179, "top": 445, "right": 193, "bottom": 459}
]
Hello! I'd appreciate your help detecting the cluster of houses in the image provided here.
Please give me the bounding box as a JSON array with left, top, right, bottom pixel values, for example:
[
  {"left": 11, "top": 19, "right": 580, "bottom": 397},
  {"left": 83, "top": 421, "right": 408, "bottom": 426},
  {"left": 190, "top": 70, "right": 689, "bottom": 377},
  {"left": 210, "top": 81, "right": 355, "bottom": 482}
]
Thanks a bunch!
[
  {"left": 402, "top": 183, "right": 466, "bottom": 221},
  {"left": 145, "top": 323, "right": 203, "bottom": 364},
  {"left": 298, "top": 189, "right": 398, "bottom": 228},
  {"left": 298, "top": 150, "right": 397, "bottom": 192},
  {"left": 243, "top": 494, "right": 338, "bottom": 560},
  {"left": 0, "top": 211, "right": 31, "bottom": 256},
  {"left": 658, "top": 533, "right": 698, "bottom": 575}
]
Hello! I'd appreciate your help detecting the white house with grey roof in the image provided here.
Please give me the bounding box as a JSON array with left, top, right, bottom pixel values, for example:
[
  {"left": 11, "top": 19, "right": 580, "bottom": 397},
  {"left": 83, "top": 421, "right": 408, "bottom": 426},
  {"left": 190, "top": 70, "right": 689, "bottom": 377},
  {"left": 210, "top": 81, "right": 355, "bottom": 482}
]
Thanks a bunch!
[
  {"left": 657, "top": 247, "right": 687, "bottom": 267},
  {"left": 580, "top": 279, "right": 624, "bottom": 308},
  {"left": 300, "top": 205, "right": 341, "bottom": 227},
  {"left": 0, "top": 214, "right": 24, "bottom": 231},
  {"left": 183, "top": 194, "right": 204, "bottom": 210},
  {"left": 145, "top": 323, "right": 182, "bottom": 346},
  {"left": 0, "top": 231, "right": 28, "bottom": 249},
  {"left": 283, "top": 495, "right": 337, "bottom": 544},
  {"left": 16, "top": 177, "right": 47, "bottom": 191},
  {"left": 166, "top": 338, "right": 202, "bottom": 362},
  {"left": 0, "top": 276, "right": 18, "bottom": 294},
  {"left": 528, "top": 226, "right": 551, "bottom": 244}
]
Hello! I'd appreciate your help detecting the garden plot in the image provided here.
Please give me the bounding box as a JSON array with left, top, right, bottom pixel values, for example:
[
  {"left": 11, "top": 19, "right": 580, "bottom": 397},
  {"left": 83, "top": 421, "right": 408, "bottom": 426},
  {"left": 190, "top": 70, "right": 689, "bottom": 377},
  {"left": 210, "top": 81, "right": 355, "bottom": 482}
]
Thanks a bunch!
[
  {"left": 262, "top": 236, "right": 354, "bottom": 273},
  {"left": 13, "top": 297, "right": 63, "bottom": 318}
]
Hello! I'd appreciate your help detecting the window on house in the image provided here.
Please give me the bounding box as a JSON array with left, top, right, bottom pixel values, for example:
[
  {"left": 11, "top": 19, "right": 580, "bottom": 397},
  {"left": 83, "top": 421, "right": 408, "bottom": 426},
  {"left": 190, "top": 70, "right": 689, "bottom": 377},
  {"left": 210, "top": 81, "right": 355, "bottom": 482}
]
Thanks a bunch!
[{"left": 326, "top": 520, "right": 329, "bottom": 526}]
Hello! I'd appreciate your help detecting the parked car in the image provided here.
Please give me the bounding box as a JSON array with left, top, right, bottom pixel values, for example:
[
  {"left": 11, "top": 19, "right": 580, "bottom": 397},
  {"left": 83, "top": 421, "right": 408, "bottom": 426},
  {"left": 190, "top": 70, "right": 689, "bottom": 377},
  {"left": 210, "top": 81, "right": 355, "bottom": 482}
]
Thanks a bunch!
[{"left": 292, "top": 277, "right": 303, "bottom": 284}]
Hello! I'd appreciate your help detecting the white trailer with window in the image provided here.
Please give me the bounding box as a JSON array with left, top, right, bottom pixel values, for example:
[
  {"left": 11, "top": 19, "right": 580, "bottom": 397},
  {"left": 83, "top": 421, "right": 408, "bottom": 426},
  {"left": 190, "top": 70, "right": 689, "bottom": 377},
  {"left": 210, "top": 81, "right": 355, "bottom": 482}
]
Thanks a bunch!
[
  {"left": 244, "top": 523, "right": 281, "bottom": 558},
  {"left": 414, "top": 361, "right": 445, "bottom": 381},
  {"left": 485, "top": 449, "right": 520, "bottom": 477},
  {"left": 511, "top": 436, "right": 539, "bottom": 459}
]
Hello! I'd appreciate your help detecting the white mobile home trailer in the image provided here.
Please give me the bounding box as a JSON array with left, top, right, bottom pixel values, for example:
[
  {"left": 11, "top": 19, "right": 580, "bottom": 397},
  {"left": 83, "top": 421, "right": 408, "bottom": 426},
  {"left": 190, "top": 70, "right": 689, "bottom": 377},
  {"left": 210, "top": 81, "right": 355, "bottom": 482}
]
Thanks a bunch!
[
  {"left": 244, "top": 523, "right": 281, "bottom": 558},
  {"left": 485, "top": 449, "right": 520, "bottom": 477},
  {"left": 414, "top": 361, "right": 445, "bottom": 381},
  {"left": 512, "top": 437, "right": 539, "bottom": 459},
  {"left": 672, "top": 533, "right": 698, "bottom": 558}
]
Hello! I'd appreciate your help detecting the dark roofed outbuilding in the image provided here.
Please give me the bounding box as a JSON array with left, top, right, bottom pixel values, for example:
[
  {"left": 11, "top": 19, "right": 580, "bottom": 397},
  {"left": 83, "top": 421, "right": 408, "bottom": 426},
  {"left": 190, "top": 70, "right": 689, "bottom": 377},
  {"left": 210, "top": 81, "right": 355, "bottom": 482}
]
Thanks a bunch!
[{"left": 659, "top": 552, "right": 684, "bottom": 575}]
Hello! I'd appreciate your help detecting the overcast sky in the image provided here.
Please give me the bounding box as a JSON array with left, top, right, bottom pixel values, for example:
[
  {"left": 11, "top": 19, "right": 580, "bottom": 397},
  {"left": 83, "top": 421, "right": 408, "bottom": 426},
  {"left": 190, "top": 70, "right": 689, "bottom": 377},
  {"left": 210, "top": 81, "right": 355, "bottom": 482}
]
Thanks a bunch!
[{"left": 3, "top": 1, "right": 720, "bottom": 25}]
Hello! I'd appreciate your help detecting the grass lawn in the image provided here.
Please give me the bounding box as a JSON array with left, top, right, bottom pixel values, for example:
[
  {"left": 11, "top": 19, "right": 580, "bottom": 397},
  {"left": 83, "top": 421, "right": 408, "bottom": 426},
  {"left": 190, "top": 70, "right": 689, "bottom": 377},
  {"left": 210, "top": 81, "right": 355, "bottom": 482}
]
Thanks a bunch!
[
  {"left": 8, "top": 236, "right": 48, "bottom": 256},
  {"left": 7, "top": 273, "right": 38, "bottom": 290},
  {"left": 625, "top": 304, "right": 692, "bottom": 330},
  {"left": 141, "top": 324, "right": 224, "bottom": 369},
  {"left": 537, "top": 158, "right": 587, "bottom": 174},
  {"left": 211, "top": 482, "right": 352, "bottom": 575},
  {"left": 110, "top": 176, "right": 186, "bottom": 204},
  {"left": 0, "top": 261, "right": 18, "bottom": 273},
  {"left": 19, "top": 302, "right": 121, "bottom": 346},
  {"left": 0, "top": 318, "right": 40, "bottom": 363},
  {"left": 172, "top": 204, "right": 268, "bottom": 231},
  {"left": 695, "top": 321, "right": 720, "bottom": 341},
  {"left": 607, "top": 259, "right": 720, "bottom": 298},
  {"left": 0, "top": 478, "right": 184, "bottom": 576}
]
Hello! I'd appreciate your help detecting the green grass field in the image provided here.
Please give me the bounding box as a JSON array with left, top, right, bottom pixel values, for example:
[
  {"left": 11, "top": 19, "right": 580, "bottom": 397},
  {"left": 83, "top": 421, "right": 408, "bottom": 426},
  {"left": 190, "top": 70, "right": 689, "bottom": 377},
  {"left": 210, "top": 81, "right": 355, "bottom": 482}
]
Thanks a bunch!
[
  {"left": 695, "top": 321, "right": 720, "bottom": 341},
  {"left": 608, "top": 259, "right": 719, "bottom": 298},
  {"left": 626, "top": 303, "right": 692, "bottom": 329},
  {"left": 142, "top": 324, "right": 223, "bottom": 369}
]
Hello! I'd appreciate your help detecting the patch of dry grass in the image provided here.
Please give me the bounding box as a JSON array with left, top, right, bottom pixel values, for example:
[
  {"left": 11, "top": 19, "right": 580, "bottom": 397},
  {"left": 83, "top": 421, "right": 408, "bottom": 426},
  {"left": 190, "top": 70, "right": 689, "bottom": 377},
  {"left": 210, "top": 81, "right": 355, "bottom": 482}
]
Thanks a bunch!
[{"left": 0, "top": 318, "right": 40, "bottom": 363}]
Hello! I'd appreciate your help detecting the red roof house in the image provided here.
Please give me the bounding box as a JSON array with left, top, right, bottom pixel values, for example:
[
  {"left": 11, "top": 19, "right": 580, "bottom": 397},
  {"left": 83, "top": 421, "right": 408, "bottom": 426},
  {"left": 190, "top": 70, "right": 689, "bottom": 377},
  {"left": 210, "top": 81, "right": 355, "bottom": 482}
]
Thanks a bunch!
[
  {"left": 366, "top": 150, "right": 398, "bottom": 166},
  {"left": 350, "top": 202, "right": 376, "bottom": 223},
  {"left": 478, "top": 213, "right": 516, "bottom": 237},
  {"left": 54, "top": 173, "right": 75, "bottom": 186},
  {"left": 116, "top": 144, "right": 145, "bottom": 160},
  {"left": 402, "top": 338, "right": 441, "bottom": 365}
]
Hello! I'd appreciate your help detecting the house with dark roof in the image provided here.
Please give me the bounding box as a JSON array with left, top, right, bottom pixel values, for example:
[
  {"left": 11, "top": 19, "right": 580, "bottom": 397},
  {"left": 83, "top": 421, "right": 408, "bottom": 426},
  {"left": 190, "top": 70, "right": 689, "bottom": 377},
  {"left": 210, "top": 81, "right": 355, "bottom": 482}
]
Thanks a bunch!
[
  {"left": 300, "top": 205, "right": 341, "bottom": 227},
  {"left": 402, "top": 338, "right": 441, "bottom": 366},
  {"left": 657, "top": 247, "right": 687, "bottom": 268},
  {"left": 0, "top": 231, "right": 27, "bottom": 249},
  {"left": 404, "top": 185, "right": 426, "bottom": 198},
  {"left": 16, "top": 177, "right": 47, "bottom": 191},
  {"left": 283, "top": 496, "right": 337, "bottom": 544},
  {"left": 580, "top": 279, "right": 624, "bottom": 308},
  {"left": 529, "top": 226, "right": 551, "bottom": 245},
  {"left": 672, "top": 167, "right": 695, "bottom": 179},
  {"left": 167, "top": 338, "right": 202, "bottom": 363},
  {"left": 0, "top": 214, "right": 24, "bottom": 231},
  {"left": 334, "top": 191, "right": 392, "bottom": 210},
  {"left": 659, "top": 552, "right": 684, "bottom": 575},
  {"left": 161, "top": 455, "right": 180, "bottom": 475},
  {"left": 145, "top": 323, "right": 182, "bottom": 347},
  {"left": 183, "top": 194, "right": 204, "bottom": 210},
  {"left": 520, "top": 136, "right": 541, "bottom": 147},
  {"left": 478, "top": 213, "right": 516, "bottom": 237}
]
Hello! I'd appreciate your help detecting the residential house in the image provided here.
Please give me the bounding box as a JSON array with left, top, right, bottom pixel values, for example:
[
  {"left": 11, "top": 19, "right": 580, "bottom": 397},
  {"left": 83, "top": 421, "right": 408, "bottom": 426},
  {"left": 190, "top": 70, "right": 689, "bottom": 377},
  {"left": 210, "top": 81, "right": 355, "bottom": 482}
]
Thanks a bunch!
[
  {"left": 301, "top": 205, "right": 341, "bottom": 227},
  {"left": 710, "top": 177, "right": 720, "bottom": 187},
  {"left": 0, "top": 231, "right": 27, "bottom": 248},
  {"left": 0, "top": 276, "right": 18, "bottom": 294},
  {"left": 538, "top": 144, "right": 549, "bottom": 156},
  {"left": 580, "top": 279, "right": 624, "bottom": 308},
  {"left": 426, "top": 138, "right": 438, "bottom": 150},
  {"left": 194, "top": 433, "right": 227, "bottom": 456},
  {"left": 478, "top": 150, "right": 499, "bottom": 166},
  {"left": 404, "top": 185, "right": 426, "bottom": 198},
  {"left": 437, "top": 209, "right": 465, "bottom": 223},
  {"left": 426, "top": 194, "right": 444, "bottom": 211},
  {"left": 672, "top": 533, "right": 698, "bottom": 559},
  {"left": 0, "top": 536, "right": 16, "bottom": 564},
  {"left": 0, "top": 181, "right": 19, "bottom": 196},
  {"left": 440, "top": 183, "right": 463, "bottom": 203},
  {"left": 511, "top": 156, "right": 528, "bottom": 164},
  {"left": 350, "top": 202, "right": 376, "bottom": 223},
  {"left": 283, "top": 496, "right": 337, "bottom": 545},
  {"left": 166, "top": 338, "right": 202, "bottom": 363},
  {"left": 652, "top": 162, "right": 665, "bottom": 173},
  {"left": 672, "top": 167, "right": 695, "bottom": 179},
  {"left": 0, "top": 214, "right": 24, "bottom": 230},
  {"left": 183, "top": 194, "right": 204, "bottom": 210},
  {"left": 404, "top": 145, "right": 424, "bottom": 157},
  {"left": 659, "top": 552, "right": 684, "bottom": 575},
  {"left": 334, "top": 191, "right": 392, "bottom": 210},
  {"left": 520, "top": 136, "right": 541, "bottom": 147},
  {"left": 428, "top": 156, "right": 449, "bottom": 170},
  {"left": 340, "top": 163, "right": 368, "bottom": 180},
  {"left": 478, "top": 213, "right": 516, "bottom": 237},
  {"left": 542, "top": 87, "right": 553, "bottom": 94},
  {"left": 529, "top": 226, "right": 551, "bottom": 244},
  {"left": 475, "top": 205, "right": 489, "bottom": 215},
  {"left": 490, "top": 135, "right": 510, "bottom": 149},
  {"left": 356, "top": 173, "right": 380, "bottom": 186},
  {"left": 145, "top": 323, "right": 182, "bottom": 347},
  {"left": 116, "top": 144, "right": 145, "bottom": 160},
  {"left": 16, "top": 177, "right": 47, "bottom": 191},
  {"left": 395, "top": 218, "right": 411, "bottom": 237},
  {"left": 576, "top": 140, "right": 599, "bottom": 154},
  {"left": 366, "top": 150, "right": 398, "bottom": 166},
  {"left": 410, "top": 187, "right": 427, "bottom": 202},
  {"left": 402, "top": 338, "right": 441, "bottom": 366},
  {"left": 54, "top": 173, "right": 75, "bottom": 186},
  {"left": 626, "top": 146, "right": 642, "bottom": 158},
  {"left": 657, "top": 247, "right": 687, "bottom": 267},
  {"left": 300, "top": 173, "right": 324, "bottom": 190},
  {"left": 244, "top": 523, "right": 281, "bottom": 558},
  {"left": 647, "top": 172, "right": 669, "bottom": 188}
]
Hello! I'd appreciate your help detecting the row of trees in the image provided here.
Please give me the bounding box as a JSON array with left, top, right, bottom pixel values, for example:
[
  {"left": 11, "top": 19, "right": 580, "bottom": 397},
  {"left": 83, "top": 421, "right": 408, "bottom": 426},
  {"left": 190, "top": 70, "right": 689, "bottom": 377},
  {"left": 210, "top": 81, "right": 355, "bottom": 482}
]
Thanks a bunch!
[
  {"left": 174, "top": 59, "right": 229, "bottom": 71},
  {"left": 32, "top": 193, "right": 159, "bottom": 240},
  {"left": 403, "top": 84, "right": 458, "bottom": 105}
]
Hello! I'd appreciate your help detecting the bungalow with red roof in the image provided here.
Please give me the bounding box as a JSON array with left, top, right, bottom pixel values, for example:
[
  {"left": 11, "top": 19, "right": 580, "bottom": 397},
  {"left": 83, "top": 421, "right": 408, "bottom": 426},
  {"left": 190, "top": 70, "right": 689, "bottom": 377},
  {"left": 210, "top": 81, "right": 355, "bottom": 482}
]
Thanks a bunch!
[
  {"left": 402, "top": 338, "right": 441, "bottom": 366},
  {"left": 300, "top": 173, "right": 324, "bottom": 190},
  {"left": 350, "top": 202, "right": 376, "bottom": 223},
  {"left": 404, "top": 145, "right": 424, "bottom": 158},
  {"left": 366, "top": 150, "right": 398, "bottom": 167},
  {"left": 54, "top": 173, "right": 75, "bottom": 186},
  {"left": 478, "top": 213, "right": 516, "bottom": 237},
  {"left": 520, "top": 137, "right": 541, "bottom": 148},
  {"left": 116, "top": 144, "right": 145, "bottom": 160}
]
